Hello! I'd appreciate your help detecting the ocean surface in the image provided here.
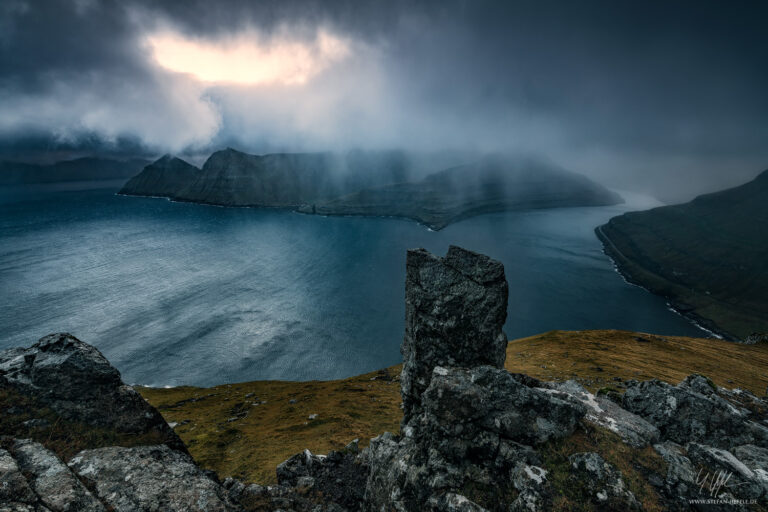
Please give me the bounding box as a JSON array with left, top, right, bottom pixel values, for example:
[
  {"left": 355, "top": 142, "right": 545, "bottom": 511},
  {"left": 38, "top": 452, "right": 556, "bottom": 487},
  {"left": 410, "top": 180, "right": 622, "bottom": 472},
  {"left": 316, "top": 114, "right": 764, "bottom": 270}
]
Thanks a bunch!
[{"left": 0, "top": 181, "right": 707, "bottom": 387}]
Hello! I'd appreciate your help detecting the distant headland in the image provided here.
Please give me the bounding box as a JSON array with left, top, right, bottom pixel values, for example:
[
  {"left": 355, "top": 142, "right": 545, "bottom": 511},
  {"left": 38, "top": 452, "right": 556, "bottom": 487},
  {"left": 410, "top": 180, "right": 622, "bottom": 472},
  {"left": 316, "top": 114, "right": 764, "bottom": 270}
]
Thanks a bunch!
[{"left": 118, "top": 148, "right": 623, "bottom": 230}]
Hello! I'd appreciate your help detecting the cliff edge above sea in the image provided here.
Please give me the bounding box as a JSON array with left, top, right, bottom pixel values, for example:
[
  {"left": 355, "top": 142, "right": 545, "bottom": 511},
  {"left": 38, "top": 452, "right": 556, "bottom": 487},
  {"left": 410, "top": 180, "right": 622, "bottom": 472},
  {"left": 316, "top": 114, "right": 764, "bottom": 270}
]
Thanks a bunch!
[
  {"left": 2, "top": 247, "right": 767, "bottom": 510},
  {"left": 596, "top": 169, "right": 768, "bottom": 341}
]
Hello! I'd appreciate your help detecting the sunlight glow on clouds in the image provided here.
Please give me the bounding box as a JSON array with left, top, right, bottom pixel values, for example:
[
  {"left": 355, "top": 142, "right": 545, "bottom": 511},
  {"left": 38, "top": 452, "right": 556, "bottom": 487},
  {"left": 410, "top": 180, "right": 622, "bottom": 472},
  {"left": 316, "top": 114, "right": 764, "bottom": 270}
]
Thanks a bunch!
[{"left": 146, "top": 28, "right": 351, "bottom": 85}]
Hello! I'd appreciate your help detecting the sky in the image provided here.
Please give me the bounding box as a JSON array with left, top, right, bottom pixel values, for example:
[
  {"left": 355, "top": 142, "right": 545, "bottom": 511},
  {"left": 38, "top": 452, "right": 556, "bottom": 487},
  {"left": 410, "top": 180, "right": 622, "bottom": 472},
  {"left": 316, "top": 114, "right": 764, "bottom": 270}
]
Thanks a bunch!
[{"left": 1, "top": 0, "right": 767, "bottom": 201}]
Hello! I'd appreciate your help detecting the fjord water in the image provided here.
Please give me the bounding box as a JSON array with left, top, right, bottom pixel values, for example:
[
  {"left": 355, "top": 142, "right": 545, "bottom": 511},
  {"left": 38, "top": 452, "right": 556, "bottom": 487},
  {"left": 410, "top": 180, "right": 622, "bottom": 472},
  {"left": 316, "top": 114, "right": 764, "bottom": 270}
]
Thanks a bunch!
[{"left": 0, "top": 183, "right": 705, "bottom": 387}]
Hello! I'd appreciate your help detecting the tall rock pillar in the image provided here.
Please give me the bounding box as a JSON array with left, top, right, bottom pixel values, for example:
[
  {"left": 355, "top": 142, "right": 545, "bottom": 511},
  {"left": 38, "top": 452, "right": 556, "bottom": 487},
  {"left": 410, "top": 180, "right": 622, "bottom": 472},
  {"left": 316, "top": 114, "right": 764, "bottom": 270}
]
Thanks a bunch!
[{"left": 400, "top": 245, "right": 508, "bottom": 424}]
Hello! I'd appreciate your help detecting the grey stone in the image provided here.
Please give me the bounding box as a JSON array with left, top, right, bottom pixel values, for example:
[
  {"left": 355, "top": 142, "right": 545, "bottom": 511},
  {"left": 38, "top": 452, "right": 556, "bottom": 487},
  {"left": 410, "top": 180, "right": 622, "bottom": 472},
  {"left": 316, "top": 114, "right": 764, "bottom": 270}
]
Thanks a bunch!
[
  {"left": 68, "top": 444, "right": 236, "bottom": 511},
  {"left": 11, "top": 440, "right": 104, "bottom": 512},
  {"left": 508, "top": 463, "right": 550, "bottom": 512},
  {"left": 622, "top": 374, "right": 768, "bottom": 449},
  {"left": 568, "top": 452, "right": 640, "bottom": 510},
  {"left": 419, "top": 366, "right": 584, "bottom": 447},
  {"left": 276, "top": 447, "right": 368, "bottom": 511},
  {"left": 0, "top": 448, "right": 37, "bottom": 507},
  {"left": 732, "top": 444, "right": 768, "bottom": 477},
  {"left": 364, "top": 366, "right": 582, "bottom": 512},
  {"left": 401, "top": 246, "right": 508, "bottom": 424},
  {"left": 0, "top": 333, "right": 184, "bottom": 452},
  {"left": 549, "top": 380, "right": 659, "bottom": 447}
]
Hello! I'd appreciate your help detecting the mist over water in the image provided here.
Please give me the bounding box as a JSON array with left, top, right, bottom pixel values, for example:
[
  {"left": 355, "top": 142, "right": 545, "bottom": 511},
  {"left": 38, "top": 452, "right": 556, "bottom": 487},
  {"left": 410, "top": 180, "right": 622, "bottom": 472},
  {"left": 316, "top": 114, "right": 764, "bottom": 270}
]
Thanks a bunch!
[{"left": 0, "top": 184, "right": 705, "bottom": 387}]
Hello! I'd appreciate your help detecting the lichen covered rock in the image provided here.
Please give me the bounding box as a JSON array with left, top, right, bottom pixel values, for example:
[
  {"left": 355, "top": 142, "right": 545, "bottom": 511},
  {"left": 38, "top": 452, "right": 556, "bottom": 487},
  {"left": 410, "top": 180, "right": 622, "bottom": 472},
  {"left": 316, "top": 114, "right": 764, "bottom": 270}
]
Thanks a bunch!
[
  {"left": 622, "top": 374, "right": 768, "bottom": 449},
  {"left": 401, "top": 246, "right": 508, "bottom": 424},
  {"left": 68, "top": 444, "right": 237, "bottom": 512},
  {"left": 0, "top": 333, "right": 184, "bottom": 452}
]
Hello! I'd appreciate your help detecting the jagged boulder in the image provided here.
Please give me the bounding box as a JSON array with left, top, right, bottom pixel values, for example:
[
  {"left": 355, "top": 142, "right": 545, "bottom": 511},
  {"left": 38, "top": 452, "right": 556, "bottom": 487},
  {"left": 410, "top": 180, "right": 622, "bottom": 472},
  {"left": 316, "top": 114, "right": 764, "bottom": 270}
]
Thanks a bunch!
[
  {"left": 365, "top": 247, "right": 587, "bottom": 512},
  {"left": 68, "top": 444, "right": 237, "bottom": 511},
  {"left": 8, "top": 439, "right": 105, "bottom": 512},
  {"left": 419, "top": 366, "right": 584, "bottom": 447},
  {"left": 0, "top": 333, "right": 184, "bottom": 452},
  {"left": 0, "top": 446, "right": 40, "bottom": 510},
  {"left": 401, "top": 246, "right": 508, "bottom": 424},
  {"left": 276, "top": 443, "right": 369, "bottom": 510},
  {"left": 0, "top": 439, "right": 106, "bottom": 512},
  {"left": 549, "top": 380, "right": 660, "bottom": 447},
  {"left": 622, "top": 374, "right": 768, "bottom": 449}
]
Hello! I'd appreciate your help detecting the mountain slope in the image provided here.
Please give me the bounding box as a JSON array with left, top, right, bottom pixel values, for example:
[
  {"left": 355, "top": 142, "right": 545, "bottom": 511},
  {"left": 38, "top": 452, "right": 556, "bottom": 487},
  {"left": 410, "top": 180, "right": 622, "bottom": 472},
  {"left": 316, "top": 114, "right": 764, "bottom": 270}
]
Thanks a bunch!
[
  {"left": 119, "top": 155, "right": 200, "bottom": 198},
  {"left": 596, "top": 169, "right": 768, "bottom": 339},
  {"left": 172, "top": 148, "right": 410, "bottom": 207},
  {"left": 299, "top": 156, "right": 623, "bottom": 229}
]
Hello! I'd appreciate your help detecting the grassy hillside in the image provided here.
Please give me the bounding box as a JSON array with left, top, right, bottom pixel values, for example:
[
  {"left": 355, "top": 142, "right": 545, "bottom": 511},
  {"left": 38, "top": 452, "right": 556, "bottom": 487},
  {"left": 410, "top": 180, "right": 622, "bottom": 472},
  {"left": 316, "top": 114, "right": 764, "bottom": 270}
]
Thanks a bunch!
[
  {"left": 596, "top": 169, "right": 768, "bottom": 339},
  {"left": 139, "top": 329, "right": 768, "bottom": 485}
]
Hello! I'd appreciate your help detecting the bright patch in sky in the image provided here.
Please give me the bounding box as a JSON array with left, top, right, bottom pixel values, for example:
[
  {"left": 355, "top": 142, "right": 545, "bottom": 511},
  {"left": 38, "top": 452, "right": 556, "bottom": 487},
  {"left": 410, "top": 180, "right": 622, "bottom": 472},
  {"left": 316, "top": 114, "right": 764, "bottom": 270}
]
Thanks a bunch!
[{"left": 147, "top": 29, "right": 351, "bottom": 85}]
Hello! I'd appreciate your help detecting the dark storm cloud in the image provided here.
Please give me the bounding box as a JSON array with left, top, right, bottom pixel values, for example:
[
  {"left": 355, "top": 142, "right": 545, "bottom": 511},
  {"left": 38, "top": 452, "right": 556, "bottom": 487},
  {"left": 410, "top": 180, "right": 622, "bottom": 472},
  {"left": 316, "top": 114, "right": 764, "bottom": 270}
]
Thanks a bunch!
[{"left": 1, "top": 0, "right": 767, "bottom": 200}]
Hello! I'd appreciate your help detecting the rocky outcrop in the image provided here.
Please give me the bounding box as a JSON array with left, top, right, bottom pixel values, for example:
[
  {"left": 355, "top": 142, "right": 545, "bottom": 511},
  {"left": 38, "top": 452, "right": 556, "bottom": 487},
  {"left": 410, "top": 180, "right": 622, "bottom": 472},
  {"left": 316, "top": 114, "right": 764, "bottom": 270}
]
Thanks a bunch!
[
  {"left": 364, "top": 365, "right": 585, "bottom": 511},
  {"left": 622, "top": 374, "right": 768, "bottom": 450},
  {"left": 10, "top": 439, "right": 105, "bottom": 512},
  {"left": 401, "top": 246, "right": 508, "bottom": 424},
  {"left": 0, "top": 439, "right": 244, "bottom": 512},
  {"left": 360, "top": 246, "right": 768, "bottom": 511},
  {"left": 548, "top": 380, "right": 660, "bottom": 448},
  {"left": 745, "top": 333, "right": 768, "bottom": 345},
  {"left": 275, "top": 441, "right": 368, "bottom": 510},
  {"left": 0, "top": 333, "right": 184, "bottom": 452},
  {"left": 68, "top": 444, "right": 237, "bottom": 511},
  {"left": 119, "top": 155, "right": 200, "bottom": 199},
  {"left": 365, "top": 246, "right": 585, "bottom": 511}
]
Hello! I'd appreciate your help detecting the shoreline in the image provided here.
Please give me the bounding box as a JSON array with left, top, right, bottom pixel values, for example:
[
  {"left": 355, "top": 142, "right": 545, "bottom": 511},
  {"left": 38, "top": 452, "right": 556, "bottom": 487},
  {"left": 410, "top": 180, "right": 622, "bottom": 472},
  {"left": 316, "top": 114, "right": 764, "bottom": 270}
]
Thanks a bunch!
[
  {"left": 594, "top": 224, "right": 736, "bottom": 341},
  {"left": 118, "top": 190, "right": 624, "bottom": 232}
]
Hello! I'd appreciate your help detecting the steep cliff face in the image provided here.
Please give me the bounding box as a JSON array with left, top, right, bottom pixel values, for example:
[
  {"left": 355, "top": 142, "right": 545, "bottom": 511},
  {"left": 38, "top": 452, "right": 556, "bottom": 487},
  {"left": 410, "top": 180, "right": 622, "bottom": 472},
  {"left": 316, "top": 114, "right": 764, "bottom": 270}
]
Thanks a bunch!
[
  {"left": 119, "top": 149, "right": 622, "bottom": 230},
  {"left": 300, "top": 156, "right": 624, "bottom": 229},
  {"left": 119, "top": 155, "right": 200, "bottom": 198},
  {"left": 172, "top": 148, "right": 410, "bottom": 207},
  {"left": 597, "top": 168, "right": 768, "bottom": 340}
]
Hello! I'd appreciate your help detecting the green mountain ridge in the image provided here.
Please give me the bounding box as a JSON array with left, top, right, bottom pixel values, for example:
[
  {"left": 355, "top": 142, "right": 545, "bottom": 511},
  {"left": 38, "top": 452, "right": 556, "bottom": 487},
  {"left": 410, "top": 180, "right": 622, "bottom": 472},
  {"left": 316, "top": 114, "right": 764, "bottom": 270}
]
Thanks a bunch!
[
  {"left": 596, "top": 169, "right": 768, "bottom": 340},
  {"left": 119, "top": 149, "right": 622, "bottom": 230}
]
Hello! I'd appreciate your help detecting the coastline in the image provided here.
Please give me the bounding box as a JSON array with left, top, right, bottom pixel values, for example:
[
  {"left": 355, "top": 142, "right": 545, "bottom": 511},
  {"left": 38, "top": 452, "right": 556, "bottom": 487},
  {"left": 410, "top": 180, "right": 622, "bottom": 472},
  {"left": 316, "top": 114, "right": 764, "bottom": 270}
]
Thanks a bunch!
[
  {"left": 118, "top": 190, "right": 624, "bottom": 232},
  {"left": 594, "top": 224, "right": 737, "bottom": 341}
]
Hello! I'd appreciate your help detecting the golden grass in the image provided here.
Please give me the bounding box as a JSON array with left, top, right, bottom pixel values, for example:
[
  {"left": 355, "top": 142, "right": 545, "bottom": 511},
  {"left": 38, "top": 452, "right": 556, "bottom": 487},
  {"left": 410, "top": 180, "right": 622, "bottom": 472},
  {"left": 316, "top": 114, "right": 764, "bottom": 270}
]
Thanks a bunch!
[
  {"left": 138, "top": 330, "right": 768, "bottom": 484},
  {"left": 137, "top": 367, "right": 403, "bottom": 484},
  {"left": 506, "top": 329, "right": 768, "bottom": 394}
]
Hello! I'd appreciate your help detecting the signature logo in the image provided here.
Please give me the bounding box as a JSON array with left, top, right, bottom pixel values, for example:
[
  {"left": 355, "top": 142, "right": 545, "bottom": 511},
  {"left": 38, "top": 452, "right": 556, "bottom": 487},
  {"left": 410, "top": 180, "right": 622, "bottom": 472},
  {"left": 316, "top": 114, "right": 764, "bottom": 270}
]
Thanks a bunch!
[{"left": 695, "top": 468, "right": 733, "bottom": 497}]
